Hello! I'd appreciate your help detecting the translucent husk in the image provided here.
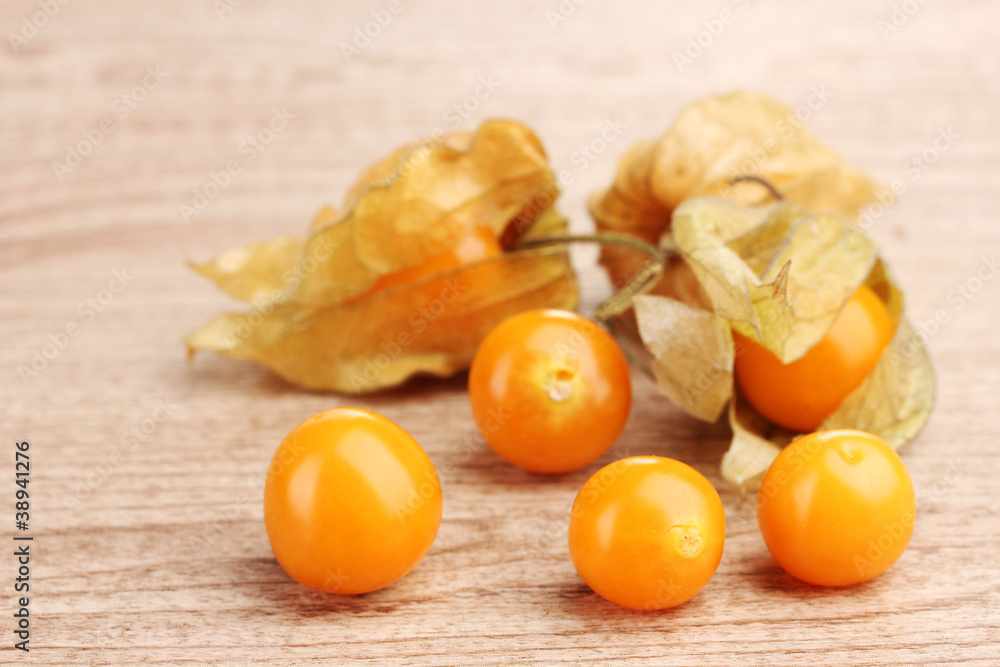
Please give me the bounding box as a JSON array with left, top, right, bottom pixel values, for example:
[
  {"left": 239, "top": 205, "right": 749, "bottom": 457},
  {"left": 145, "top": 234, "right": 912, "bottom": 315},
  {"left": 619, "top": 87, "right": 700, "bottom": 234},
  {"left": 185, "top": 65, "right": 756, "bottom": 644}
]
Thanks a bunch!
[{"left": 186, "top": 119, "right": 579, "bottom": 392}]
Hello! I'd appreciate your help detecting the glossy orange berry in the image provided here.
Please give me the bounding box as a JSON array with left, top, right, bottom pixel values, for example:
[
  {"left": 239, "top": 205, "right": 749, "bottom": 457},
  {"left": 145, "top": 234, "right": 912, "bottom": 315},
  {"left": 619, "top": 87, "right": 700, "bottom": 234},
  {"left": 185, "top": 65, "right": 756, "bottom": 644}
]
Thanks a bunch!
[
  {"left": 468, "top": 309, "right": 632, "bottom": 474},
  {"left": 733, "top": 285, "right": 894, "bottom": 432},
  {"left": 757, "top": 429, "right": 916, "bottom": 586},
  {"left": 263, "top": 407, "right": 442, "bottom": 594},
  {"left": 569, "top": 456, "right": 726, "bottom": 609}
]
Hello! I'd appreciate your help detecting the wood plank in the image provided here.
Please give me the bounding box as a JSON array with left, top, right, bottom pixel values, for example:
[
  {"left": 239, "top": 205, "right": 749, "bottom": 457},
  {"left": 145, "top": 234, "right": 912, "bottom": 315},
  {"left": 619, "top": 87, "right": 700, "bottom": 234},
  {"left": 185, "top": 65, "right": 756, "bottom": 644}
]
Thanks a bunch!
[{"left": 1, "top": 0, "right": 998, "bottom": 663}]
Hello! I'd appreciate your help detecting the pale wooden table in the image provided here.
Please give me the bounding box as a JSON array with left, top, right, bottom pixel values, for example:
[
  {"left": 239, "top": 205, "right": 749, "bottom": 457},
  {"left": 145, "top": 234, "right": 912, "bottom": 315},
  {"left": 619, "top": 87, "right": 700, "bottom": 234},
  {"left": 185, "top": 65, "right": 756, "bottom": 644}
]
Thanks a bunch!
[{"left": 2, "top": 1, "right": 999, "bottom": 664}]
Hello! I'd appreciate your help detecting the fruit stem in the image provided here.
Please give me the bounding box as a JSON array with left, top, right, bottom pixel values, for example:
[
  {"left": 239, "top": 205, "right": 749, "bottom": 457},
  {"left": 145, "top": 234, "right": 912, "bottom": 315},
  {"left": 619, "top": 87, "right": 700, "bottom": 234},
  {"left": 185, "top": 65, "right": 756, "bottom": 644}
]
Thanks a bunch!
[
  {"left": 729, "top": 175, "right": 785, "bottom": 201},
  {"left": 514, "top": 233, "right": 667, "bottom": 322}
]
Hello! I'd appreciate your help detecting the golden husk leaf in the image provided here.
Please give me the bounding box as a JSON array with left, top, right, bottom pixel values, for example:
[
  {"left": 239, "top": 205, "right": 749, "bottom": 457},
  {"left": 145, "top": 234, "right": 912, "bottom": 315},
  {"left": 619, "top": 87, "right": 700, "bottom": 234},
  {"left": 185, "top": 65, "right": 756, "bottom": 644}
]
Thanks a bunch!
[
  {"left": 590, "top": 91, "right": 932, "bottom": 489},
  {"left": 634, "top": 294, "right": 734, "bottom": 423},
  {"left": 673, "top": 198, "right": 879, "bottom": 363},
  {"left": 632, "top": 199, "right": 935, "bottom": 489},
  {"left": 186, "top": 119, "right": 578, "bottom": 391},
  {"left": 590, "top": 90, "right": 879, "bottom": 296}
]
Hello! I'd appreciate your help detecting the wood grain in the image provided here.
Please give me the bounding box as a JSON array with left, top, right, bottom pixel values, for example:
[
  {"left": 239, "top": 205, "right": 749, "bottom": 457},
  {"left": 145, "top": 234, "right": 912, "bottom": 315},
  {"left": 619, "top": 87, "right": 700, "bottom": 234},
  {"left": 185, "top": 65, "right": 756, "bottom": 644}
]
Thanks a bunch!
[{"left": 2, "top": 1, "right": 999, "bottom": 664}]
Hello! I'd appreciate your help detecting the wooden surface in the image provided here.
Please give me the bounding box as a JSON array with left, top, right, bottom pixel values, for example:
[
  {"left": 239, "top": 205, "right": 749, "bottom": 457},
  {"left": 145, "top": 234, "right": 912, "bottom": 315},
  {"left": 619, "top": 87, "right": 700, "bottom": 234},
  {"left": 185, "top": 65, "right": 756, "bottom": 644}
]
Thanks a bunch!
[{"left": 2, "top": 1, "right": 999, "bottom": 664}]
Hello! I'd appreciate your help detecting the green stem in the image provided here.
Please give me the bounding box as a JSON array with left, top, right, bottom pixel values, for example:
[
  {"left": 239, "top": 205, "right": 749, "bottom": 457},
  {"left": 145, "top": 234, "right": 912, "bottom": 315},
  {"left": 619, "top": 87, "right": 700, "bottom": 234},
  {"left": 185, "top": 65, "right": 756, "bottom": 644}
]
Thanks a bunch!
[{"left": 515, "top": 233, "right": 667, "bottom": 322}]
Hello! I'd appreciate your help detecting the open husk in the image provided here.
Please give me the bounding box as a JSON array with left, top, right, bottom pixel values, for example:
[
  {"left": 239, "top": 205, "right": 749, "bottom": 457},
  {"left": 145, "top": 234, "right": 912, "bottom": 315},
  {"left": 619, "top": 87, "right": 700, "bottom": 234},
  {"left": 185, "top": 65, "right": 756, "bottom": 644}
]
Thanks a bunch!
[
  {"left": 592, "top": 92, "right": 933, "bottom": 488},
  {"left": 187, "top": 119, "right": 578, "bottom": 392}
]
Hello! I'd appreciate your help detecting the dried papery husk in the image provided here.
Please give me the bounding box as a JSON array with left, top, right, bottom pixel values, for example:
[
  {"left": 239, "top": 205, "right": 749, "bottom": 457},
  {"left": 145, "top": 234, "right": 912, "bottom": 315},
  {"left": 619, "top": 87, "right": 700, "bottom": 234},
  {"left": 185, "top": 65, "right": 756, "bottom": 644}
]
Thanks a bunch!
[
  {"left": 187, "top": 119, "right": 578, "bottom": 392},
  {"left": 633, "top": 199, "right": 934, "bottom": 489},
  {"left": 591, "top": 90, "right": 879, "bottom": 299}
]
